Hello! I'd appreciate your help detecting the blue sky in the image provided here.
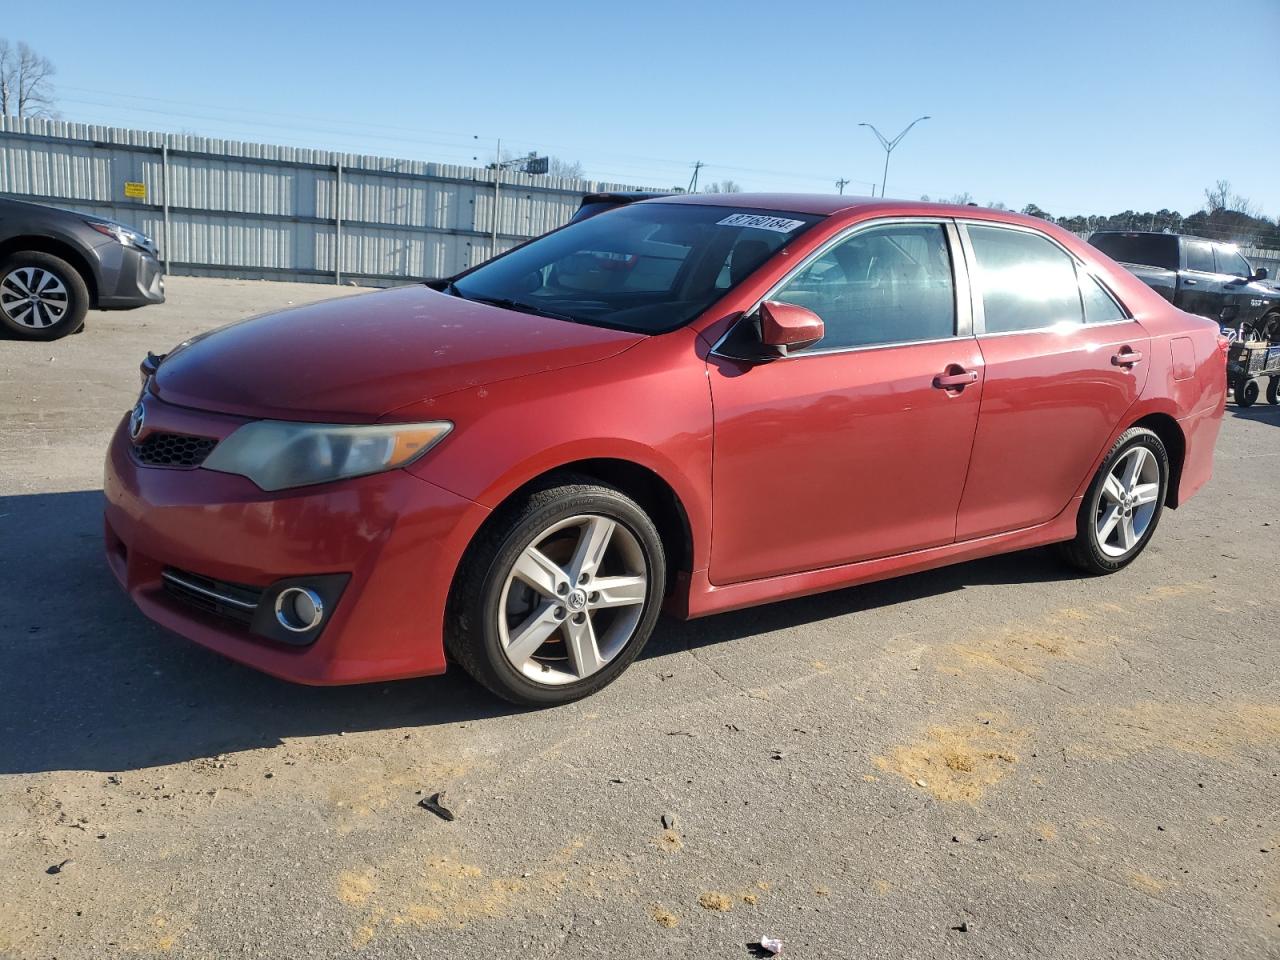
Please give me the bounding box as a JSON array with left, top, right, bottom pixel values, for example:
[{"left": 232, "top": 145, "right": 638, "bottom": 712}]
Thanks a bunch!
[{"left": 23, "top": 0, "right": 1280, "bottom": 217}]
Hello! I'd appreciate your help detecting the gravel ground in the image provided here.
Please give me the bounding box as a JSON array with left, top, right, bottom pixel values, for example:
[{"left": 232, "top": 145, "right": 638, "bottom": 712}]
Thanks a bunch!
[{"left": 1, "top": 276, "right": 1277, "bottom": 960}]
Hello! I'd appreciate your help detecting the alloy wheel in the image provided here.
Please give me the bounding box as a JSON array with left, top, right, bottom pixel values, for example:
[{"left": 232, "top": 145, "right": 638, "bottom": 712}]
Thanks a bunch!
[
  {"left": 1094, "top": 445, "right": 1161, "bottom": 558},
  {"left": 0, "top": 266, "right": 69, "bottom": 329},
  {"left": 497, "top": 514, "right": 649, "bottom": 685}
]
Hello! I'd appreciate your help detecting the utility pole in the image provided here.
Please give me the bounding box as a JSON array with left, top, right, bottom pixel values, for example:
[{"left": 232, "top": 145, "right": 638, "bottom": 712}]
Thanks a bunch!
[
  {"left": 688, "top": 161, "right": 705, "bottom": 194},
  {"left": 858, "top": 116, "right": 931, "bottom": 199},
  {"left": 835, "top": 177, "right": 850, "bottom": 195},
  {"left": 492, "top": 137, "right": 501, "bottom": 254}
]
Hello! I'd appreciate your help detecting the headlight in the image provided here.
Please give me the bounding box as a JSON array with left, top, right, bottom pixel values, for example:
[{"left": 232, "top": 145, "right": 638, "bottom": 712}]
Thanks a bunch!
[
  {"left": 203, "top": 420, "right": 453, "bottom": 491},
  {"left": 86, "top": 219, "right": 151, "bottom": 249}
]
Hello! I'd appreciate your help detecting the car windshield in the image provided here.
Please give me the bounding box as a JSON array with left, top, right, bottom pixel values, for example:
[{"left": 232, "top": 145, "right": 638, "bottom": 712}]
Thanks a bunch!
[{"left": 450, "top": 203, "right": 823, "bottom": 334}]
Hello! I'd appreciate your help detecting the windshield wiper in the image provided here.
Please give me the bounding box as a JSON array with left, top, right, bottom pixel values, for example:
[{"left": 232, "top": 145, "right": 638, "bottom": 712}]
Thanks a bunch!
[{"left": 462, "top": 294, "right": 579, "bottom": 324}]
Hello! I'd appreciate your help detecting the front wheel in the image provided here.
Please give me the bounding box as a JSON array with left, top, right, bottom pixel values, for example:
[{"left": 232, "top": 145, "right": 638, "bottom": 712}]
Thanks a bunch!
[
  {"left": 1238, "top": 378, "right": 1260, "bottom": 408},
  {"left": 0, "top": 252, "right": 90, "bottom": 340},
  {"left": 1059, "top": 427, "right": 1169, "bottom": 575},
  {"left": 447, "top": 479, "right": 666, "bottom": 706}
]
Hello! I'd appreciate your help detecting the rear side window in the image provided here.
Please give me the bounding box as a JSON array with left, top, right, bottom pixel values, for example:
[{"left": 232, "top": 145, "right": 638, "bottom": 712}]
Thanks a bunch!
[
  {"left": 1185, "top": 241, "right": 1215, "bottom": 273},
  {"left": 1089, "top": 233, "right": 1177, "bottom": 270},
  {"left": 967, "top": 225, "right": 1083, "bottom": 333},
  {"left": 1081, "top": 274, "right": 1125, "bottom": 324},
  {"left": 772, "top": 222, "right": 956, "bottom": 350}
]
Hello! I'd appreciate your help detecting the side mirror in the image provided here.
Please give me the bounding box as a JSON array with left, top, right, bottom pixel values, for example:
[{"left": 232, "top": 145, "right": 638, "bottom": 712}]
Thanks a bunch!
[
  {"left": 758, "top": 301, "right": 824, "bottom": 356},
  {"left": 1253, "top": 267, "right": 1268, "bottom": 281}
]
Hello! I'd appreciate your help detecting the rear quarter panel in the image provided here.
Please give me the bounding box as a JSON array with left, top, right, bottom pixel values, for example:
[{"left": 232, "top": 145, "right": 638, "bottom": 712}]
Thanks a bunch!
[{"left": 1047, "top": 227, "right": 1225, "bottom": 507}]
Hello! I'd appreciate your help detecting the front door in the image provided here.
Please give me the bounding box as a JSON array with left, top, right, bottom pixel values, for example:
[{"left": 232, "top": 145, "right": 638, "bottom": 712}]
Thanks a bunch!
[
  {"left": 954, "top": 222, "right": 1150, "bottom": 541},
  {"left": 708, "top": 220, "right": 983, "bottom": 585}
]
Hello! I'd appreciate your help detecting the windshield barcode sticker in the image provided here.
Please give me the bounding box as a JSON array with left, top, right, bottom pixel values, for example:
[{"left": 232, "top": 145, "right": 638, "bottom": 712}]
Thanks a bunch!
[{"left": 716, "top": 214, "right": 807, "bottom": 233}]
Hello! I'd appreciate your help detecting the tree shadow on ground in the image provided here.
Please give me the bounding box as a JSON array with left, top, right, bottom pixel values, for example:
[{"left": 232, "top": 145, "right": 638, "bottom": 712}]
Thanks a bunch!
[{"left": 0, "top": 489, "right": 1077, "bottom": 775}]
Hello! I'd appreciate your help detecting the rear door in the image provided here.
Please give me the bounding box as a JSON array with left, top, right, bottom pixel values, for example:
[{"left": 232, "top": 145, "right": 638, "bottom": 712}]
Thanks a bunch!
[
  {"left": 707, "top": 219, "right": 984, "bottom": 584},
  {"left": 955, "top": 222, "right": 1149, "bottom": 541},
  {"left": 1180, "top": 239, "right": 1223, "bottom": 319}
]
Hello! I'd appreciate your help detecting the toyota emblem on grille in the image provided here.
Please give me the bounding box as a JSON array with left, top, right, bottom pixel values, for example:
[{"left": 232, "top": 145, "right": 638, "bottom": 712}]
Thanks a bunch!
[{"left": 128, "top": 402, "right": 146, "bottom": 441}]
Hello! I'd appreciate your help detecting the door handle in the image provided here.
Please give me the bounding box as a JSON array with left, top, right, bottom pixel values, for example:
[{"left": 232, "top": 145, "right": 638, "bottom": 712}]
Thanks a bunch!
[
  {"left": 933, "top": 369, "right": 979, "bottom": 389},
  {"left": 1111, "top": 349, "right": 1144, "bottom": 367},
  {"left": 1183, "top": 279, "right": 1198, "bottom": 285}
]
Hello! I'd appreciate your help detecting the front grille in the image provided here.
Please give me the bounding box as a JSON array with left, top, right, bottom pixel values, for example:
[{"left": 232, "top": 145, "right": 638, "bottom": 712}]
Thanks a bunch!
[
  {"left": 162, "top": 568, "right": 262, "bottom": 626},
  {"left": 134, "top": 432, "right": 217, "bottom": 468}
]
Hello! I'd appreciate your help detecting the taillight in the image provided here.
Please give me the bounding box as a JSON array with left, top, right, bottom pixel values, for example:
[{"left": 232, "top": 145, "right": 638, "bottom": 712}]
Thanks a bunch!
[{"left": 1216, "top": 334, "right": 1231, "bottom": 359}]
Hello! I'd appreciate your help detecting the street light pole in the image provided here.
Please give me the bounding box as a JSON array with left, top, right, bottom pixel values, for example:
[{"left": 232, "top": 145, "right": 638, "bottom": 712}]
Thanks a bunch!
[{"left": 858, "top": 116, "right": 931, "bottom": 199}]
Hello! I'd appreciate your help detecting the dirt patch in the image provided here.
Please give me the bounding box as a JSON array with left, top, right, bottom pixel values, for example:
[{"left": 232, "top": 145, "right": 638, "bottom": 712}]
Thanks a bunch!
[
  {"left": 874, "top": 718, "right": 1027, "bottom": 803},
  {"left": 334, "top": 845, "right": 593, "bottom": 946},
  {"left": 1083, "top": 701, "right": 1280, "bottom": 761},
  {"left": 651, "top": 905, "right": 679, "bottom": 928},
  {"left": 1127, "top": 871, "right": 1171, "bottom": 895},
  {"left": 698, "top": 891, "right": 733, "bottom": 911},
  {"left": 655, "top": 828, "right": 683, "bottom": 853},
  {"left": 338, "top": 869, "right": 376, "bottom": 906}
]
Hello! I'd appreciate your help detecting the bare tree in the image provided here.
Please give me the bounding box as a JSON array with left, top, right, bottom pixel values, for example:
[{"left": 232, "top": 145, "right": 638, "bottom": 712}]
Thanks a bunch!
[
  {"left": 0, "top": 39, "right": 57, "bottom": 118},
  {"left": 547, "top": 157, "right": 584, "bottom": 179},
  {"left": 702, "top": 179, "right": 742, "bottom": 194},
  {"left": 1203, "top": 179, "right": 1258, "bottom": 217}
]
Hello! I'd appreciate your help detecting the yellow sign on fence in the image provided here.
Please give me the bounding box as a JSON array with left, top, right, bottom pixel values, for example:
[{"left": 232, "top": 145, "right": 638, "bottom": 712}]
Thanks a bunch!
[{"left": 123, "top": 181, "right": 146, "bottom": 199}]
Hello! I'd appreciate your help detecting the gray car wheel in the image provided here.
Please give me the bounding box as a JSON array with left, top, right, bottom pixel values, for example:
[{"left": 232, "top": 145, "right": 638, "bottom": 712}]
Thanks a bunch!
[{"left": 0, "top": 252, "right": 90, "bottom": 341}]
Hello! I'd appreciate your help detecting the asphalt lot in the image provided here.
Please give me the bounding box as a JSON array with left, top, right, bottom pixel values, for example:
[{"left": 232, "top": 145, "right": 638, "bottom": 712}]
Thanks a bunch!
[{"left": 1, "top": 276, "right": 1277, "bottom": 960}]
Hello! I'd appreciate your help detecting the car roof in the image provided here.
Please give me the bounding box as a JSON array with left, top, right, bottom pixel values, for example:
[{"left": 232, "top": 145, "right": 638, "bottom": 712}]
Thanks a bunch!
[{"left": 643, "top": 192, "right": 1056, "bottom": 228}]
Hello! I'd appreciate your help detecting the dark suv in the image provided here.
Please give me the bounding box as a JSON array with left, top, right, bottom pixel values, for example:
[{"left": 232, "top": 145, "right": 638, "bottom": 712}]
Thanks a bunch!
[{"left": 0, "top": 197, "right": 165, "bottom": 341}]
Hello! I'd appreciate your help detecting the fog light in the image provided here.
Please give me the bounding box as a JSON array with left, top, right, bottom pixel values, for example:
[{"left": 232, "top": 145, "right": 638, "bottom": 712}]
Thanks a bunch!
[{"left": 275, "top": 586, "right": 324, "bottom": 632}]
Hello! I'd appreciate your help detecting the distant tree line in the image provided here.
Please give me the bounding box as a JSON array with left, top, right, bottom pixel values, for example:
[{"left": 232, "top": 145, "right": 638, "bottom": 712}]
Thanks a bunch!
[{"left": 971, "top": 181, "right": 1279, "bottom": 249}]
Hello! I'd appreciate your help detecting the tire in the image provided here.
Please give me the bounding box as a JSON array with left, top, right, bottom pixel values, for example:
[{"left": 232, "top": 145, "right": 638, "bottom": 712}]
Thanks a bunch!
[
  {"left": 1238, "top": 378, "right": 1260, "bottom": 408},
  {"left": 1260, "top": 312, "right": 1280, "bottom": 344},
  {"left": 1267, "top": 377, "right": 1280, "bottom": 406},
  {"left": 0, "top": 252, "right": 90, "bottom": 340},
  {"left": 1058, "top": 427, "right": 1169, "bottom": 575},
  {"left": 446, "top": 477, "right": 666, "bottom": 706}
]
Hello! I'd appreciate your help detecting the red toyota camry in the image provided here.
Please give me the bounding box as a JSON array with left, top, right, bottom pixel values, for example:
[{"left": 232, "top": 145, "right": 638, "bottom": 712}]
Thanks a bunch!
[{"left": 104, "top": 195, "right": 1225, "bottom": 705}]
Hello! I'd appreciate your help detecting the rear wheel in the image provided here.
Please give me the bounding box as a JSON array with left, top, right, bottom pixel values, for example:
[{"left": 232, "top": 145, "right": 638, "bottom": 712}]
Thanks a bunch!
[
  {"left": 447, "top": 478, "right": 666, "bottom": 706},
  {"left": 1059, "top": 427, "right": 1168, "bottom": 575},
  {"left": 1267, "top": 377, "right": 1280, "bottom": 406},
  {"left": 0, "top": 252, "right": 89, "bottom": 340}
]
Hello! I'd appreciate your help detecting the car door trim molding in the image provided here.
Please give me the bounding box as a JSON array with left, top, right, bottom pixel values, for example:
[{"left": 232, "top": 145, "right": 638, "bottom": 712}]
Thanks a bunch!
[{"left": 710, "top": 216, "right": 975, "bottom": 361}]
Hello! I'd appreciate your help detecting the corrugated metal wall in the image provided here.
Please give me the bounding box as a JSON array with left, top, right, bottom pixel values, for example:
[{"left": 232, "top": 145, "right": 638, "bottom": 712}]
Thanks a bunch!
[{"left": 0, "top": 117, "right": 659, "bottom": 286}]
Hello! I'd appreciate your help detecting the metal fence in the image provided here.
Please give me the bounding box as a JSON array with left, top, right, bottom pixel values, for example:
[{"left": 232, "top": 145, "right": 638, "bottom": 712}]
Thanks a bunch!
[{"left": 0, "top": 117, "right": 659, "bottom": 286}]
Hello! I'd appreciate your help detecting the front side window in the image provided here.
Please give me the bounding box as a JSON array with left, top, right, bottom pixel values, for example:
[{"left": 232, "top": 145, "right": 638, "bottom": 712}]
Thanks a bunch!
[
  {"left": 967, "top": 225, "right": 1082, "bottom": 333},
  {"left": 771, "top": 222, "right": 956, "bottom": 350},
  {"left": 452, "top": 204, "right": 821, "bottom": 334},
  {"left": 1185, "top": 240, "right": 1215, "bottom": 273},
  {"left": 1214, "top": 245, "right": 1251, "bottom": 278}
]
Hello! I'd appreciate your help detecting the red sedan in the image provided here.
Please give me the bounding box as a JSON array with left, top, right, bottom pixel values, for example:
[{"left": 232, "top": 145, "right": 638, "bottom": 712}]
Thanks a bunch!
[{"left": 103, "top": 195, "right": 1226, "bottom": 705}]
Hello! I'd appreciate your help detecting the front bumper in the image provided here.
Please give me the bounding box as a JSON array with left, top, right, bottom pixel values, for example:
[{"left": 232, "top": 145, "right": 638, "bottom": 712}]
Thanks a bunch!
[
  {"left": 103, "top": 397, "right": 488, "bottom": 684},
  {"left": 96, "top": 245, "right": 165, "bottom": 310}
]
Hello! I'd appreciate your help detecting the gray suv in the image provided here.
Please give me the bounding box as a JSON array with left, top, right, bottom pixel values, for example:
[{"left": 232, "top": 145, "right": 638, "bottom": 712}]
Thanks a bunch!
[{"left": 0, "top": 196, "right": 165, "bottom": 340}]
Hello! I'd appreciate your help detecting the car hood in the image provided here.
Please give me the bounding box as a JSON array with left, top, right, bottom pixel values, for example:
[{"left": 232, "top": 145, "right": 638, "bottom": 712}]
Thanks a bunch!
[{"left": 153, "top": 285, "right": 643, "bottom": 421}]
